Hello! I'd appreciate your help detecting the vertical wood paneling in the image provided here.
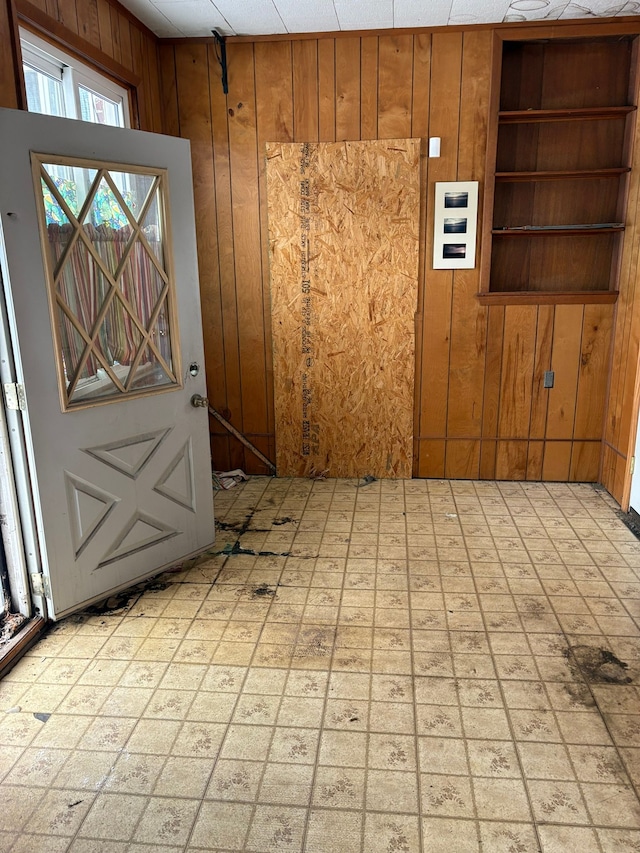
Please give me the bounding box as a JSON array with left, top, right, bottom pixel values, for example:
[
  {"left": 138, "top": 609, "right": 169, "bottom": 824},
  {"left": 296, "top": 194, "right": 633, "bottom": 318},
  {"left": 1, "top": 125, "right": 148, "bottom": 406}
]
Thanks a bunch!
[
  {"left": 574, "top": 304, "right": 613, "bottom": 440},
  {"left": 419, "top": 32, "right": 462, "bottom": 453},
  {"left": 109, "top": 3, "right": 121, "bottom": 64},
  {"left": 480, "top": 306, "right": 505, "bottom": 478},
  {"left": 336, "top": 36, "right": 361, "bottom": 141},
  {"left": 360, "top": 35, "right": 378, "bottom": 139},
  {"left": 293, "top": 39, "right": 318, "bottom": 142},
  {"left": 96, "top": 0, "right": 112, "bottom": 57},
  {"left": 570, "top": 441, "right": 601, "bottom": 481},
  {"left": 209, "top": 43, "right": 242, "bottom": 469},
  {"left": 174, "top": 44, "right": 227, "bottom": 473},
  {"left": 318, "top": 38, "right": 335, "bottom": 143},
  {"left": 530, "top": 305, "right": 554, "bottom": 439},
  {"left": 547, "top": 305, "right": 583, "bottom": 440},
  {"left": 256, "top": 41, "right": 294, "bottom": 465},
  {"left": 496, "top": 441, "right": 527, "bottom": 480},
  {"left": 418, "top": 440, "right": 445, "bottom": 478},
  {"left": 57, "top": 0, "right": 77, "bottom": 33},
  {"left": 159, "top": 44, "right": 179, "bottom": 136},
  {"left": 76, "top": 0, "right": 100, "bottom": 48},
  {"left": 446, "top": 31, "right": 492, "bottom": 461},
  {"left": 144, "top": 25, "right": 632, "bottom": 485},
  {"left": 226, "top": 43, "right": 270, "bottom": 459},
  {"left": 498, "top": 306, "right": 537, "bottom": 438},
  {"left": 527, "top": 441, "right": 544, "bottom": 479},
  {"left": 543, "top": 441, "right": 572, "bottom": 481},
  {"left": 378, "top": 34, "right": 413, "bottom": 139},
  {"left": 0, "top": 0, "right": 18, "bottom": 108}
]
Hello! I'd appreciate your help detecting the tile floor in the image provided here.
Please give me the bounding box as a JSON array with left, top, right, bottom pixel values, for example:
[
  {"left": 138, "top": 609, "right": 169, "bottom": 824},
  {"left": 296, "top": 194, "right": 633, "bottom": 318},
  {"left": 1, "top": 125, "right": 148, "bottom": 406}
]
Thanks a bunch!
[{"left": 1, "top": 477, "right": 640, "bottom": 852}]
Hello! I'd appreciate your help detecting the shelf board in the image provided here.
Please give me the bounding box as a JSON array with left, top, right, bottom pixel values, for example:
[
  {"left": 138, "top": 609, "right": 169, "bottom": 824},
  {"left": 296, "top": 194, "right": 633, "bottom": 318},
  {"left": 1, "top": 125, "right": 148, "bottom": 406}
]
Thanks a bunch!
[
  {"left": 495, "top": 167, "right": 630, "bottom": 182},
  {"left": 492, "top": 224, "right": 625, "bottom": 237},
  {"left": 498, "top": 106, "right": 636, "bottom": 123},
  {"left": 477, "top": 291, "right": 619, "bottom": 306}
]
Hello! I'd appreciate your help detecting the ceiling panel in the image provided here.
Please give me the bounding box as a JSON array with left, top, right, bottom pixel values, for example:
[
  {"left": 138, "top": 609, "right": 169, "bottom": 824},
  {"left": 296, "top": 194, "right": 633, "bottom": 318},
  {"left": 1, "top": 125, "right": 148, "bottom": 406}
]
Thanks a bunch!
[
  {"left": 212, "top": 0, "right": 287, "bottom": 35},
  {"left": 118, "top": 0, "right": 640, "bottom": 38},
  {"left": 274, "top": 0, "right": 341, "bottom": 32},
  {"left": 333, "top": 0, "right": 394, "bottom": 30},
  {"left": 394, "top": 0, "right": 454, "bottom": 28}
]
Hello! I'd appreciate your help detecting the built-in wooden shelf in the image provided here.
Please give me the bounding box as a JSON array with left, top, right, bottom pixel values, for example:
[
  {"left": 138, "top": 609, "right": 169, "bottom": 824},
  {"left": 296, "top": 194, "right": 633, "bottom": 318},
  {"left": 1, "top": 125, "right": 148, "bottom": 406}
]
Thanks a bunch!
[
  {"left": 477, "top": 291, "right": 620, "bottom": 306},
  {"left": 498, "top": 106, "right": 636, "bottom": 123},
  {"left": 492, "top": 224, "right": 625, "bottom": 237},
  {"left": 495, "top": 168, "right": 631, "bottom": 182}
]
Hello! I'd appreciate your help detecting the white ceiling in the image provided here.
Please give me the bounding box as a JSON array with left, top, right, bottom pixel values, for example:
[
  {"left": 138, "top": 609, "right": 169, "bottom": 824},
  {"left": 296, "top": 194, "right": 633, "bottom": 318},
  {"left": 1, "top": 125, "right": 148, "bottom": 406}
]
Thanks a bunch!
[{"left": 119, "top": 0, "right": 640, "bottom": 39}]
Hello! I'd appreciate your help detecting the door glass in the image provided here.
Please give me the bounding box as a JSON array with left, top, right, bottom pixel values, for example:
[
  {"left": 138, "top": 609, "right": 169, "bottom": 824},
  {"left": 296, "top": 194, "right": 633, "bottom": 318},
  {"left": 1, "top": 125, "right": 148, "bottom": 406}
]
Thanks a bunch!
[{"left": 34, "top": 156, "right": 180, "bottom": 409}]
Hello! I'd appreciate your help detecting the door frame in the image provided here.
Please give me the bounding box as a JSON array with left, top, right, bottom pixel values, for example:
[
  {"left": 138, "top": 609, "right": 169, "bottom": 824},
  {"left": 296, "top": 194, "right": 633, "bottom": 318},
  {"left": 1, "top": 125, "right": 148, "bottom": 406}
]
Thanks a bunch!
[{"left": 0, "top": 259, "right": 46, "bottom": 620}]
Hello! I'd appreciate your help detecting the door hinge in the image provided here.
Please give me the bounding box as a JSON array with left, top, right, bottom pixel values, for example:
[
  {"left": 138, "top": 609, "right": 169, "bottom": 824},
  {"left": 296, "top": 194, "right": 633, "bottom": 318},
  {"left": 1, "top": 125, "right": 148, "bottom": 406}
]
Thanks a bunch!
[
  {"left": 30, "top": 573, "right": 51, "bottom": 599},
  {"left": 632, "top": 456, "right": 636, "bottom": 476},
  {"left": 3, "top": 382, "right": 26, "bottom": 411}
]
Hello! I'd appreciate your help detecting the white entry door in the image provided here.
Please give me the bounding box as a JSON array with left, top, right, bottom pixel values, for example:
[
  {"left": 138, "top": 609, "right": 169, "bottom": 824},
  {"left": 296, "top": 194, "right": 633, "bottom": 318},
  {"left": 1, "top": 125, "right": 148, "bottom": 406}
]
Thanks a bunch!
[{"left": 0, "top": 108, "right": 214, "bottom": 619}]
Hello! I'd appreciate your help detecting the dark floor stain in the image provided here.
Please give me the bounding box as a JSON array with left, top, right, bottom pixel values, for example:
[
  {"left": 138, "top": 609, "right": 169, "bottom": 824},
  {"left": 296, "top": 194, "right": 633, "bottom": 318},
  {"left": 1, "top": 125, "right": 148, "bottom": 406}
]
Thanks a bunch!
[
  {"left": 272, "top": 517, "right": 298, "bottom": 526},
  {"left": 251, "top": 583, "right": 278, "bottom": 598},
  {"left": 616, "top": 506, "right": 640, "bottom": 541},
  {"left": 75, "top": 578, "right": 171, "bottom": 616},
  {"left": 218, "top": 542, "right": 291, "bottom": 558},
  {"left": 356, "top": 475, "right": 377, "bottom": 488},
  {"left": 564, "top": 645, "right": 632, "bottom": 684}
]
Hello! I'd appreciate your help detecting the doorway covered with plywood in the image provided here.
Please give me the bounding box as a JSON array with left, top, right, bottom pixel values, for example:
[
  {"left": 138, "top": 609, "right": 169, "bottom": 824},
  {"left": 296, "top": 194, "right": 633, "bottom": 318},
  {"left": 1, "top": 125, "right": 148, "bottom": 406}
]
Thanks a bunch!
[{"left": 266, "top": 138, "right": 421, "bottom": 479}]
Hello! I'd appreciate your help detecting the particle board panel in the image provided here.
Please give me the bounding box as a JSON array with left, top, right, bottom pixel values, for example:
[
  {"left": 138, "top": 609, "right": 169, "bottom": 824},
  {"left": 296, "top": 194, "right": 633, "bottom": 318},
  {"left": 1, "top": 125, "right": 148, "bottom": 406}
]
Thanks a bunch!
[{"left": 267, "top": 138, "right": 420, "bottom": 478}]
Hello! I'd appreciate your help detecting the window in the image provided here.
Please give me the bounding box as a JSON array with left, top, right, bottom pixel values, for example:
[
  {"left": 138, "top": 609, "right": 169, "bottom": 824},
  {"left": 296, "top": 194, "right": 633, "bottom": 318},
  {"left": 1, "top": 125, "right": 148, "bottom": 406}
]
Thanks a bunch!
[{"left": 21, "top": 30, "right": 130, "bottom": 128}]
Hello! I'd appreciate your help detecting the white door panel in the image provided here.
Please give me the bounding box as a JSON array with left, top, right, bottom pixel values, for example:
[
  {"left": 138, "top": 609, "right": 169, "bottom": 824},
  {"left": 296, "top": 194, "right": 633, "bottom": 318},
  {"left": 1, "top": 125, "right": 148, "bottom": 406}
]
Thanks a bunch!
[{"left": 0, "top": 108, "right": 214, "bottom": 619}]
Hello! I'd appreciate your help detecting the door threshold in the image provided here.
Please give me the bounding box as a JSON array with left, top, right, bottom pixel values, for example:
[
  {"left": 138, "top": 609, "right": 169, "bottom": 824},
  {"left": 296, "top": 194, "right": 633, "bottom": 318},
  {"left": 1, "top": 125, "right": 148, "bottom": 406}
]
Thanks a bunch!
[{"left": 0, "top": 615, "right": 47, "bottom": 679}]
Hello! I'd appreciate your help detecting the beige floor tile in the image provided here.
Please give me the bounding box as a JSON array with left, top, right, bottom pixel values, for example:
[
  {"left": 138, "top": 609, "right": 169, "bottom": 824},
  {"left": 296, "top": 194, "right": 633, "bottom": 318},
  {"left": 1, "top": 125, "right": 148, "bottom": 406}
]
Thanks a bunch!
[
  {"left": 364, "top": 813, "right": 420, "bottom": 853},
  {"left": 479, "top": 821, "right": 540, "bottom": 853},
  {"left": 188, "top": 800, "right": 252, "bottom": 849},
  {"left": 304, "top": 808, "right": 362, "bottom": 853},
  {"left": 421, "top": 817, "right": 480, "bottom": 852},
  {"left": 538, "top": 825, "right": 599, "bottom": 852},
  {"left": 133, "top": 796, "right": 200, "bottom": 845},
  {"left": 206, "top": 758, "right": 263, "bottom": 801},
  {"left": 27, "top": 788, "right": 94, "bottom": 836}
]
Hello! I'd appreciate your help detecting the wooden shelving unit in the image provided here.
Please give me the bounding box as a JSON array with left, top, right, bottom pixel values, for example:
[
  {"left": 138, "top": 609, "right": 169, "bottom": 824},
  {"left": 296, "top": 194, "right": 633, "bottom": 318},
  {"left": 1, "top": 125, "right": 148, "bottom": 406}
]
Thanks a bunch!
[{"left": 481, "top": 37, "right": 637, "bottom": 300}]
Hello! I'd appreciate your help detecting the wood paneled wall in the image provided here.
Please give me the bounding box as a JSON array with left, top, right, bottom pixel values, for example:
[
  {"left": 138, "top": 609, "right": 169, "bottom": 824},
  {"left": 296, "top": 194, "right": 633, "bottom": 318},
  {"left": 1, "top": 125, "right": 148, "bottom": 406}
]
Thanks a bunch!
[
  {"left": 0, "top": 0, "right": 163, "bottom": 132},
  {"left": 2, "top": 0, "right": 640, "bottom": 499},
  {"left": 161, "top": 26, "right": 630, "bottom": 485}
]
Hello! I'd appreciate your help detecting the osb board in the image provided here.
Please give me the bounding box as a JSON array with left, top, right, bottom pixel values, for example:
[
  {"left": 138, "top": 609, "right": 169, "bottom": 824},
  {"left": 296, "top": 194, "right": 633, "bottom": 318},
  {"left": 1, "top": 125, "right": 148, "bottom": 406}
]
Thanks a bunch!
[{"left": 266, "top": 139, "right": 420, "bottom": 478}]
